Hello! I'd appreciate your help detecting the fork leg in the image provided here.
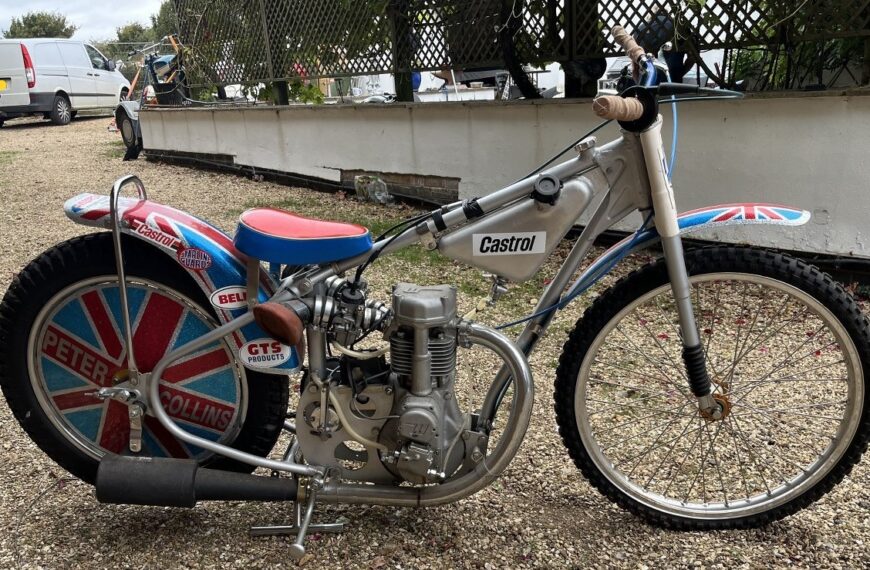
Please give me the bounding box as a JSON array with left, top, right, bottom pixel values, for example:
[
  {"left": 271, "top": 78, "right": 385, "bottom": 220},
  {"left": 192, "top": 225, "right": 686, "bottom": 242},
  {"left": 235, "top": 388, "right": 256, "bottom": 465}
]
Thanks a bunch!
[
  {"left": 639, "top": 118, "right": 717, "bottom": 417},
  {"left": 660, "top": 234, "right": 717, "bottom": 414}
]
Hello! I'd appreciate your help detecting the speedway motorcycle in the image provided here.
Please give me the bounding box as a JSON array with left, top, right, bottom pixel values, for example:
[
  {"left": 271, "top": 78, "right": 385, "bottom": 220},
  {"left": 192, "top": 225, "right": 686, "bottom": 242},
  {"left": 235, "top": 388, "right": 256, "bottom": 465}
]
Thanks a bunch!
[{"left": 1, "top": 28, "right": 867, "bottom": 559}]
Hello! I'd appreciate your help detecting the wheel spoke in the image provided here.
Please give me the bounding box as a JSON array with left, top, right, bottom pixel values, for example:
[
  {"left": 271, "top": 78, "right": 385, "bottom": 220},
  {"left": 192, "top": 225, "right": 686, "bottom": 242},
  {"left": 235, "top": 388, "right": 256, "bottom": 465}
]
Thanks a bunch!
[
  {"left": 621, "top": 414, "right": 706, "bottom": 476},
  {"left": 662, "top": 417, "right": 706, "bottom": 497},
  {"left": 642, "top": 410, "right": 697, "bottom": 489},
  {"left": 588, "top": 375, "right": 680, "bottom": 399},
  {"left": 613, "top": 326, "right": 691, "bottom": 398},
  {"left": 729, "top": 338, "right": 839, "bottom": 408}
]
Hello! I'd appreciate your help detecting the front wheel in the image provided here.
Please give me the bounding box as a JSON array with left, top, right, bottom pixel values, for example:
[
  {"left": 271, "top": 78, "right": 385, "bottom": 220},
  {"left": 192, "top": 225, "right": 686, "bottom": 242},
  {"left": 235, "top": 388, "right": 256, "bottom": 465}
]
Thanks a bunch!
[
  {"left": 554, "top": 246, "right": 870, "bottom": 529},
  {"left": 0, "top": 233, "right": 289, "bottom": 483}
]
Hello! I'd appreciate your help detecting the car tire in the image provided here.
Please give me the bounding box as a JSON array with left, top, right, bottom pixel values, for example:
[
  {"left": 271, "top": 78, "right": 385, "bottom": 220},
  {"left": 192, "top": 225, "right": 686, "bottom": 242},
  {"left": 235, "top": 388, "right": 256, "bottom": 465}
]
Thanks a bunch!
[{"left": 49, "top": 95, "right": 72, "bottom": 125}]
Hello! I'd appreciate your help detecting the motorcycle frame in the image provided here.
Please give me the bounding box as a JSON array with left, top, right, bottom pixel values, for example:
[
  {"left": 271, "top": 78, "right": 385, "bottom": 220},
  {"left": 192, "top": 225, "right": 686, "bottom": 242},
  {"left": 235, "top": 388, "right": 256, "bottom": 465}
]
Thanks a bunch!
[{"left": 92, "top": 115, "right": 810, "bottom": 505}]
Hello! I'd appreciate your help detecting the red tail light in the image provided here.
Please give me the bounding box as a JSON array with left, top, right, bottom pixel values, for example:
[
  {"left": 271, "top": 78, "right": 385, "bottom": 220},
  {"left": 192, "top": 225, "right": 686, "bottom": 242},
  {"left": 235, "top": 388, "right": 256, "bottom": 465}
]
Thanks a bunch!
[{"left": 21, "top": 44, "right": 35, "bottom": 88}]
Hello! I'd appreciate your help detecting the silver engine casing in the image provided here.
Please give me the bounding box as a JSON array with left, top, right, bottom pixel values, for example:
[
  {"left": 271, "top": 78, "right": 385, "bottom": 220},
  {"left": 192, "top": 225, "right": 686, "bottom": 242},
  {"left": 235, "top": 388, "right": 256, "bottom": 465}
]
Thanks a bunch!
[
  {"left": 296, "top": 282, "right": 469, "bottom": 484},
  {"left": 379, "top": 284, "right": 466, "bottom": 483}
]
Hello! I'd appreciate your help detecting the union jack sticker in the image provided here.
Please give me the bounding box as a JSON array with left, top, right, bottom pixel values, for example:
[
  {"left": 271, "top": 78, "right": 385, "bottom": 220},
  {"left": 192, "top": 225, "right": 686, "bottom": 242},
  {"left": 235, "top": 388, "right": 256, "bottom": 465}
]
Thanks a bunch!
[
  {"left": 680, "top": 203, "right": 810, "bottom": 227},
  {"left": 36, "top": 282, "right": 243, "bottom": 458}
]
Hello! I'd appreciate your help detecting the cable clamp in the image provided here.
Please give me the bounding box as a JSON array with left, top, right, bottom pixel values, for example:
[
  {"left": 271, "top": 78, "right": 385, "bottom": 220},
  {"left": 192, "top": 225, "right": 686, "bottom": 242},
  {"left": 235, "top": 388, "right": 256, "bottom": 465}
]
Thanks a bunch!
[{"left": 415, "top": 222, "right": 437, "bottom": 251}]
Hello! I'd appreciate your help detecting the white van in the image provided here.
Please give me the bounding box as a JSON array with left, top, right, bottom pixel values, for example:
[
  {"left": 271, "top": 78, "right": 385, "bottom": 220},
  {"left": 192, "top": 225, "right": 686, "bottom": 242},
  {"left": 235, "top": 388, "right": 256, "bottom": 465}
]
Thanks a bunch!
[{"left": 0, "top": 38, "right": 130, "bottom": 126}]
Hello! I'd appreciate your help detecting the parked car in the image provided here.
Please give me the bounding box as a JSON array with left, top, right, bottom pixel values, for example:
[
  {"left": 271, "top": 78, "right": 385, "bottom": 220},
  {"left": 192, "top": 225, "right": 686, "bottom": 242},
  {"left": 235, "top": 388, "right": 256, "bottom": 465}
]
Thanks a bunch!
[{"left": 0, "top": 38, "right": 130, "bottom": 126}]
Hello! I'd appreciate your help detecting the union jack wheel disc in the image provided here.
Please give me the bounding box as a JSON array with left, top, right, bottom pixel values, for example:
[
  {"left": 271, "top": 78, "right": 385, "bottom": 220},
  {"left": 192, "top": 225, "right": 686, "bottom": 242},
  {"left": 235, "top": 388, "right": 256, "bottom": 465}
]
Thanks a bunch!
[{"left": 28, "top": 277, "right": 246, "bottom": 460}]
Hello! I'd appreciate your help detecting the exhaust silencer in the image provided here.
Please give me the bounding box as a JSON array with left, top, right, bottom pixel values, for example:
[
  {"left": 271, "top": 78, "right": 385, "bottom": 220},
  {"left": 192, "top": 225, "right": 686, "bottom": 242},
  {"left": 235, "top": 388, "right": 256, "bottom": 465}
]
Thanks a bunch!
[{"left": 96, "top": 455, "right": 298, "bottom": 507}]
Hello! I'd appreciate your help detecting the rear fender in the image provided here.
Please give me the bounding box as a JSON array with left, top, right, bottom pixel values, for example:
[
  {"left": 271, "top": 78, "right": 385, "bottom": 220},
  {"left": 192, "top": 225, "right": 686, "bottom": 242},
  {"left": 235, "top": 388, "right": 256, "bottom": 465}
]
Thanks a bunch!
[
  {"left": 63, "top": 193, "right": 300, "bottom": 375},
  {"left": 586, "top": 203, "right": 811, "bottom": 276}
]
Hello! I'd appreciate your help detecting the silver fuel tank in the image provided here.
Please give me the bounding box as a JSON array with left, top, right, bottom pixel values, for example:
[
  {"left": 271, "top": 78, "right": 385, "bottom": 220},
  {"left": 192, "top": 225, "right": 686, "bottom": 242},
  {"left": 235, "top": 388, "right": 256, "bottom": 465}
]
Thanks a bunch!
[{"left": 437, "top": 177, "right": 594, "bottom": 282}]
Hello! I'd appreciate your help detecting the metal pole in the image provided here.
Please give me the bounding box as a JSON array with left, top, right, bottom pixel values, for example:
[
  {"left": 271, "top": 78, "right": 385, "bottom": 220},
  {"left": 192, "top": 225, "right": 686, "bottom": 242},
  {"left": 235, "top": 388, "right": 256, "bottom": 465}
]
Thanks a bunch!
[{"left": 257, "top": 0, "right": 276, "bottom": 81}]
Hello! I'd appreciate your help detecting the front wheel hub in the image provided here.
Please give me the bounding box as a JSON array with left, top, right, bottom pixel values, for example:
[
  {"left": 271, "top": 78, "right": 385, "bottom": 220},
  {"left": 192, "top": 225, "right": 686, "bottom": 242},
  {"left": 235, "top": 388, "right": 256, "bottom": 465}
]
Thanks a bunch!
[{"left": 700, "top": 393, "right": 732, "bottom": 421}]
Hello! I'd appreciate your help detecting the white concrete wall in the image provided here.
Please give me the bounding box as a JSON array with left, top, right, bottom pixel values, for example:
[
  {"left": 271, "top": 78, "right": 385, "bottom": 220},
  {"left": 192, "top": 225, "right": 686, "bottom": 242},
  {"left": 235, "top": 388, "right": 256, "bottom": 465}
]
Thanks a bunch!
[{"left": 140, "top": 92, "right": 870, "bottom": 259}]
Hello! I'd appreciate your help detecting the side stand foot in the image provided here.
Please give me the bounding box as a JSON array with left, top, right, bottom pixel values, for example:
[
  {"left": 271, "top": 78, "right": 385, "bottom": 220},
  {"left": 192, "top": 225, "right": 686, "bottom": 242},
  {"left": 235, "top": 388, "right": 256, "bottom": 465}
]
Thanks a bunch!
[{"left": 249, "top": 496, "right": 345, "bottom": 560}]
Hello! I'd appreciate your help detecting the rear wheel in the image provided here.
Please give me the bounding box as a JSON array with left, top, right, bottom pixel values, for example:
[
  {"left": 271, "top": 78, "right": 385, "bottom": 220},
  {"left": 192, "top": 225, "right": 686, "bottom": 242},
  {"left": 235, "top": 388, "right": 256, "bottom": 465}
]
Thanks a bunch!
[
  {"left": 554, "top": 247, "right": 870, "bottom": 529},
  {"left": 0, "top": 233, "right": 289, "bottom": 483},
  {"left": 49, "top": 94, "right": 72, "bottom": 125}
]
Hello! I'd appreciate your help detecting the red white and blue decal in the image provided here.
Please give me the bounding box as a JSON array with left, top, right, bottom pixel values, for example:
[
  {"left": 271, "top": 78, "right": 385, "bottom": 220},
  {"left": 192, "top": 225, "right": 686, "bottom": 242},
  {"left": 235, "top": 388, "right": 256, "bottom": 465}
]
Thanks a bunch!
[
  {"left": 585, "top": 203, "right": 811, "bottom": 277},
  {"left": 63, "top": 193, "right": 300, "bottom": 374},
  {"left": 38, "top": 283, "right": 241, "bottom": 458},
  {"left": 678, "top": 203, "right": 810, "bottom": 226}
]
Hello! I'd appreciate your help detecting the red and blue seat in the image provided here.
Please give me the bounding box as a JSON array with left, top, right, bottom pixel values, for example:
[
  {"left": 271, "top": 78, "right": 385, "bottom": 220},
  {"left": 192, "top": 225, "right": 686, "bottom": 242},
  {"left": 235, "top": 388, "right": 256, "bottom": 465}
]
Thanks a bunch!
[{"left": 234, "top": 208, "right": 372, "bottom": 265}]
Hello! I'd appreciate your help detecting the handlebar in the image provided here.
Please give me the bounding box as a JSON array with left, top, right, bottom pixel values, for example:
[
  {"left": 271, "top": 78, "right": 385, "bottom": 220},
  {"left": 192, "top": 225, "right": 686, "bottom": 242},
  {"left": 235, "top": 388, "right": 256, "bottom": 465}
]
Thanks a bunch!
[
  {"left": 591, "top": 26, "right": 744, "bottom": 127},
  {"left": 612, "top": 25, "right": 646, "bottom": 64},
  {"left": 592, "top": 95, "right": 644, "bottom": 121}
]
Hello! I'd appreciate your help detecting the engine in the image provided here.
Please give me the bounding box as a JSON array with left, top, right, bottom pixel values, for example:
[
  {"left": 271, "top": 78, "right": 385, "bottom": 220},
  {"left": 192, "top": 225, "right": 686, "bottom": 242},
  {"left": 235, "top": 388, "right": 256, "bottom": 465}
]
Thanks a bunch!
[
  {"left": 379, "top": 284, "right": 466, "bottom": 483},
  {"left": 295, "top": 280, "right": 470, "bottom": 485}
]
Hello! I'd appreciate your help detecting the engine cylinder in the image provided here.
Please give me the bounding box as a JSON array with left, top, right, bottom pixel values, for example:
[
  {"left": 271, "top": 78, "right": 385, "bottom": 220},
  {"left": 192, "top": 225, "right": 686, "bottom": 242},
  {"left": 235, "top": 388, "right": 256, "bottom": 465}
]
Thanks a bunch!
[
  {"left": 388, "top": 283, "right": 458, "bottom": 395},
  {"left": 389, "top": 331, "right": 456, "bottom": 379}
]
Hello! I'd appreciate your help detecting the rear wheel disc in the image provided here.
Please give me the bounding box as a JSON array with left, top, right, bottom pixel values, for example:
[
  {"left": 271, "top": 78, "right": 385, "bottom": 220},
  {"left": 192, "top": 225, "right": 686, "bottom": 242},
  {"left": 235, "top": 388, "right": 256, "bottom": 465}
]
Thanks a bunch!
[
  {"left": 50, "top": 95, "right": 72, "bottom": 125},
  {"left": 29, "top": 277, "right": 246, "bottom": 460}
]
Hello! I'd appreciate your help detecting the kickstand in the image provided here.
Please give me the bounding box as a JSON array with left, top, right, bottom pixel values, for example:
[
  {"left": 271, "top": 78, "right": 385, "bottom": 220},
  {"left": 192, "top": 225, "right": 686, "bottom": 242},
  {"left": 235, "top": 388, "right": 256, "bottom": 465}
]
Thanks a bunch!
[{"left": 250, "top": 488, "right": 345, "bottom": 561}]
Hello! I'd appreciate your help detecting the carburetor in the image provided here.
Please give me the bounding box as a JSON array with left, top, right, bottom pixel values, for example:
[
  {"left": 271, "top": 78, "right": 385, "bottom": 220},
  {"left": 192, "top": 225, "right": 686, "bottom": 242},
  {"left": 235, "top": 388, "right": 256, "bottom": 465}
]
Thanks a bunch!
[
  {"left": 380, "top": 283, "right": 466, "bottom": 483},
  {"left": 312, "top": 276, "right": 388, "bottom": 347}
]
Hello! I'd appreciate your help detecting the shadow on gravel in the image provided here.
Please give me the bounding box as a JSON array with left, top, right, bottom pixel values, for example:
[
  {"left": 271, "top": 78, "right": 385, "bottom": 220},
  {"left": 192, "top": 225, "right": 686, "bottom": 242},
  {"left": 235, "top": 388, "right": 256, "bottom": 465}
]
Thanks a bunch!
[{"left": 1, "top": 116, "right": 108, "bottom": 131}]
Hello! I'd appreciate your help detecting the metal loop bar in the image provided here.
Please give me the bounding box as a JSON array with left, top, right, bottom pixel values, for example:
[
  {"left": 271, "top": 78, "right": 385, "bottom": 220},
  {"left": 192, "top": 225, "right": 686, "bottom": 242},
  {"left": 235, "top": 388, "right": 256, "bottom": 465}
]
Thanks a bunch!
[{"left": 109, "top": 175, "right": 148, "bottom": 377}]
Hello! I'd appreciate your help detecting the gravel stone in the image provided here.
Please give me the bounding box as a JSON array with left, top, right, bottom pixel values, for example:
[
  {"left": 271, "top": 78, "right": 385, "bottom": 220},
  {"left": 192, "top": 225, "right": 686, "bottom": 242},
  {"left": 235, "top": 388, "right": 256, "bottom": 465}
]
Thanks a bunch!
[{"left": 0, "top": 117, "right": 868, "bottom": 569}]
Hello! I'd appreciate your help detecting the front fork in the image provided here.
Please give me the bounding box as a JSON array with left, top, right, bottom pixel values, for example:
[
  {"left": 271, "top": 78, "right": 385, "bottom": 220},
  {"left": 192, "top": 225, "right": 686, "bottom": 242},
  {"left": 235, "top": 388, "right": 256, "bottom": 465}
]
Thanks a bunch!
[{"left": 640, "top": 118, "right": 721, "bottom": 419}]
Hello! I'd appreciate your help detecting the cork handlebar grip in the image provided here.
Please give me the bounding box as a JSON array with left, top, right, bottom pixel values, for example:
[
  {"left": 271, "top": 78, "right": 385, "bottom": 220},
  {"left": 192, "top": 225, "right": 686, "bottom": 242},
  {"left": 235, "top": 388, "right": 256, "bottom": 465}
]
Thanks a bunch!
[
  {"left": 612, "top": 25, "right": 646, "bottom": 63},
  {"left": 592, "top": 96, "right": 644, "bottom": 121}
]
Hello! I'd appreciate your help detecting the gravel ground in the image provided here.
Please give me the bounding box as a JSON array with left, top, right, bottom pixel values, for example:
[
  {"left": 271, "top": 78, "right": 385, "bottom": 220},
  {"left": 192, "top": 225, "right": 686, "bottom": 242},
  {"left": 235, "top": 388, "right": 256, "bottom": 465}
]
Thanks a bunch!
[{"left": 0, "top": 116, "right": 869, "bottom": 569}]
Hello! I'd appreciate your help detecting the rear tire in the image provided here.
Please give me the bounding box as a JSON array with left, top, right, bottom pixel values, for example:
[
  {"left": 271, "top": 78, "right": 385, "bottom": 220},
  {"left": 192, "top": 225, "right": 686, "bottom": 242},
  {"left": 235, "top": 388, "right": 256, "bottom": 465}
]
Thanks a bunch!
[
  {"left": 554, "top": 246, "right": 870, "bottom": 529},
  {"left": 49, "top": 95, "right": 72, "bottom": 125},
  {"left": 0, "top": 233, "right": 289, "bottom": 483}
]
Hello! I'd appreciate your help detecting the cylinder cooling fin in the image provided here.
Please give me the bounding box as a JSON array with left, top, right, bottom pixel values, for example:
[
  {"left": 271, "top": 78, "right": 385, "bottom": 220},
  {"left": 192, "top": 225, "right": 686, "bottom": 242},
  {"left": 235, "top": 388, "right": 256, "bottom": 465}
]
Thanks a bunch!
[{"left": 389, "top": 330, "right": 456, "bottom": 379}]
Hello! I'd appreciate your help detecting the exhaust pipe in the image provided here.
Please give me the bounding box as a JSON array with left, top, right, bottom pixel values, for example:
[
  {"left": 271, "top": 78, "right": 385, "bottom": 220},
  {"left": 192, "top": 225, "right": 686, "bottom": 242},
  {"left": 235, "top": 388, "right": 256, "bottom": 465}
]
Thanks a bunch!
[{"left": 96, "top": 455, "right": 298, "bottom": 508}]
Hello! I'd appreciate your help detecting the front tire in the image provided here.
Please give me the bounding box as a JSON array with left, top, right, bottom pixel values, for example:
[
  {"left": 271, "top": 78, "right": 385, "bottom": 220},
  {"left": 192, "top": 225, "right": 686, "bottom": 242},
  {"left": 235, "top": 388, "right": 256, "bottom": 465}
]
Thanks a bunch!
[
  {"left": 554, "top": 246, "right": 870, "bottom": 529},
  {"left": 0, "top": 233, "right": 289, "bottom": 483},
  {"left": 49, "top": 95, "right": 72, "bottom": 125}
]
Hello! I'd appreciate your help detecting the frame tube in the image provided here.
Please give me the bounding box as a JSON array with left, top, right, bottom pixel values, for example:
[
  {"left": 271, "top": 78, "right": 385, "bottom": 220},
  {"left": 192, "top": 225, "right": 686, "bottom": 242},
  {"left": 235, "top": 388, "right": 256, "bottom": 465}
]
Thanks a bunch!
[{"left": 145, "top": 311, "right": 324, "bottom": 477}]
